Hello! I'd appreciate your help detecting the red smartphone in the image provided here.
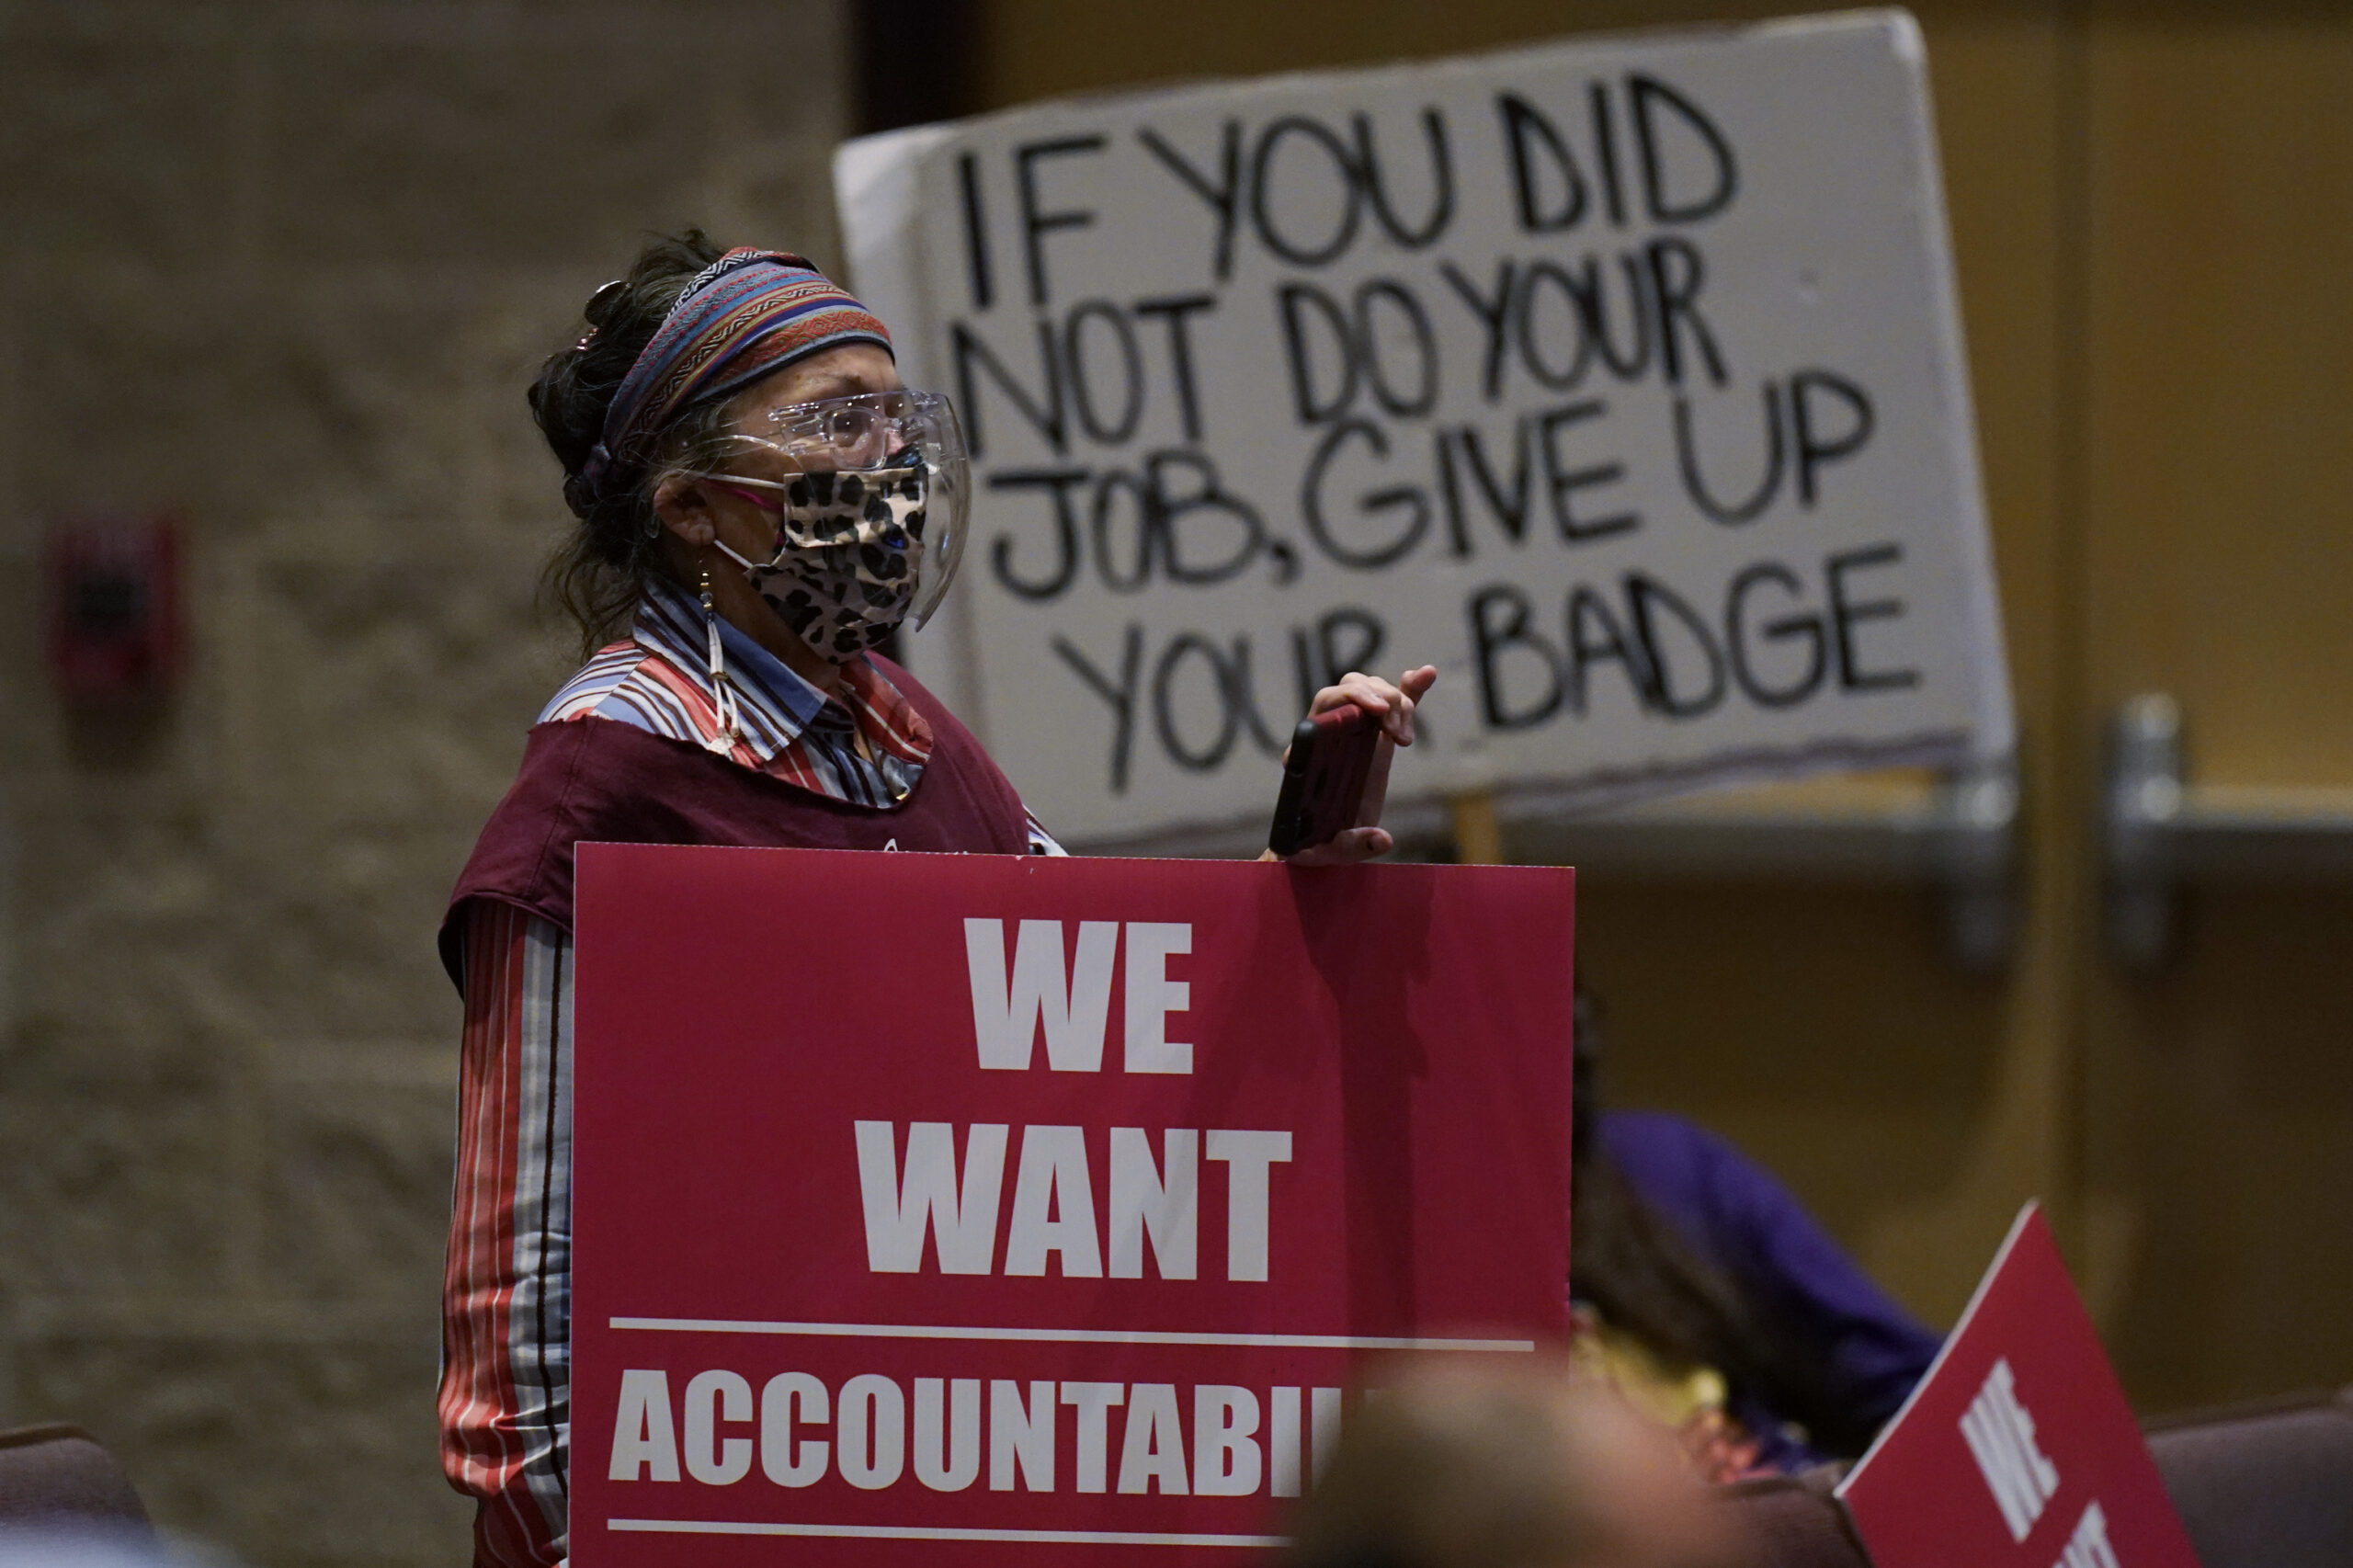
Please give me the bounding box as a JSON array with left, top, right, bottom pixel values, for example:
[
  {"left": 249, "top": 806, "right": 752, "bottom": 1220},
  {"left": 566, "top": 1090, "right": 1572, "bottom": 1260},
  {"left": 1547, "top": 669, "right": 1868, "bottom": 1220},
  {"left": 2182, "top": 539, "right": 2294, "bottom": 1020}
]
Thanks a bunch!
[{"left": 1267, "top": 703, "right": 1381, "bottom": 858}]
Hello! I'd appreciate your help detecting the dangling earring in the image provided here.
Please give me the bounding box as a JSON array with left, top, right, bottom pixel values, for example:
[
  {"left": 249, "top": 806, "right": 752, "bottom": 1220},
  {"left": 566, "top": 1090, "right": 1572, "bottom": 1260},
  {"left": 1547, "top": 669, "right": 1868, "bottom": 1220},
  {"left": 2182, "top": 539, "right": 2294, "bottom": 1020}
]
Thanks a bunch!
[{"left": 699, "top": 554, "right": 743, "bottom": 754}]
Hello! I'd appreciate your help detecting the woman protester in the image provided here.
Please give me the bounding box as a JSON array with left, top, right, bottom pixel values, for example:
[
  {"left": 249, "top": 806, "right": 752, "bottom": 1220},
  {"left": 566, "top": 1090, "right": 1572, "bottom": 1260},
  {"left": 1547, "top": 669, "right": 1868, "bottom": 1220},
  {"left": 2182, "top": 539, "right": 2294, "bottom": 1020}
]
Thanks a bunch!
[
  {"left": 435, "top": 233, "right": 1436, "bottom": 1568},
  {"left": 1567, "top": 991, "right": 1942, "bottom": 1482}
]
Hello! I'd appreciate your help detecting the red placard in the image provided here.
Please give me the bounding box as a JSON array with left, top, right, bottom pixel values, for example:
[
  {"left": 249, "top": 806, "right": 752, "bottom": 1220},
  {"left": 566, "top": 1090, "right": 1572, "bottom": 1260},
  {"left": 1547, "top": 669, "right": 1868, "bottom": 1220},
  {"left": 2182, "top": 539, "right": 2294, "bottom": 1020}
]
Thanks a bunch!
[
  {"left": 1836, "top": 1204, "right": 2200, "bottom": 1568},
  {"left": 571, "top": 846, "right": 1574, "bottom": 1565}
]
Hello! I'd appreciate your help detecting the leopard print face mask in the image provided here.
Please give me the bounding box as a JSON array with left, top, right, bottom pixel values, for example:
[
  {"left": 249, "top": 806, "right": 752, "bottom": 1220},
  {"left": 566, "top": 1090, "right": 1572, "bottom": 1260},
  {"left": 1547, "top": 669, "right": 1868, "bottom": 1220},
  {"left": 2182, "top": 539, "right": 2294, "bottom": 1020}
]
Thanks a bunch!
[{"left": 711, "top": 458, "right": 928, "bottom": 660}]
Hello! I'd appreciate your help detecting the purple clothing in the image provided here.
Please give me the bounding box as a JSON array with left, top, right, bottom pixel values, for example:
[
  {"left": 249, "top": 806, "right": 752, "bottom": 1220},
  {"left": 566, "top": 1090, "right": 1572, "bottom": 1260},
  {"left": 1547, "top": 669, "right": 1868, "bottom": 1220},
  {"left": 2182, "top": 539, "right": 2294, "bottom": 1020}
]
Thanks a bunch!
[{"left": 1596, "top": 1109, "right": 1942, "bottom": 1469}]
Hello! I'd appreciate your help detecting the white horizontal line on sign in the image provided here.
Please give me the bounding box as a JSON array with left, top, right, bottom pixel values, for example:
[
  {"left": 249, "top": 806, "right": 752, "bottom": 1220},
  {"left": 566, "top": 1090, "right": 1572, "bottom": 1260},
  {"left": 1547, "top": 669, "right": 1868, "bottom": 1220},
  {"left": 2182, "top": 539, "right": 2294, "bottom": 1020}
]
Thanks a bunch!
[
  {"left": 610, "top": 1518, "right": 1284, "bottom": 1547},
  {"left": 608, "top": 1317, "right": 1534, "bottom": 1352}
]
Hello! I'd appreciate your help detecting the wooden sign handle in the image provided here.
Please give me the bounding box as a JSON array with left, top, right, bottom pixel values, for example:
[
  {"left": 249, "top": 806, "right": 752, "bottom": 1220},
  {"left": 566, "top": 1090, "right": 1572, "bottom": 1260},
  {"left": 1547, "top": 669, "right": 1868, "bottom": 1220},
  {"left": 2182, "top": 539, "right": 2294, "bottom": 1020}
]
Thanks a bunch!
[{"left": 1450, "top": 791, "right": 1504, "bottom": 865}]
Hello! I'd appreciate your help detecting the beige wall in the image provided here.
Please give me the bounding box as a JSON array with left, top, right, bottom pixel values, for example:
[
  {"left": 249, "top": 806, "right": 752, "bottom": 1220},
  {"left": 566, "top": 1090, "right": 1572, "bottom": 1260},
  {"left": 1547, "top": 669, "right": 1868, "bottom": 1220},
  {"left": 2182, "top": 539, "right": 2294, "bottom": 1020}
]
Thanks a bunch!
[
  {"left": 972, "top": 0, "right": 2353, "bottom": 1416},
  {"left": 0, "top": 5, "right": 847, "bottom": 1563}
]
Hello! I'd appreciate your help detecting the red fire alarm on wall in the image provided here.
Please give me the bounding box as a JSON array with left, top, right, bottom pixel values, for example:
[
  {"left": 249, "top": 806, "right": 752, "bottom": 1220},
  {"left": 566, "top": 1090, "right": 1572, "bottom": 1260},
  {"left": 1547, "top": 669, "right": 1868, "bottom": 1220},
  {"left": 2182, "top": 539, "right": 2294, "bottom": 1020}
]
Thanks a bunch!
[{"left": 42, "top": 513, "right": 185, "bottom": 701}]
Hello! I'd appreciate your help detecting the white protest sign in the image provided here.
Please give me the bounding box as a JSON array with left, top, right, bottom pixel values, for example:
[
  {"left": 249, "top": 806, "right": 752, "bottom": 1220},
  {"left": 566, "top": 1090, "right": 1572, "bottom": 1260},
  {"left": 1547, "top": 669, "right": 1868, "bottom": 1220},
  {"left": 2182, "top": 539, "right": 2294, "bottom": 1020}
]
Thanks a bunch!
[{"left": 837, "top": 8, "right": 2011, "bottom": 848}]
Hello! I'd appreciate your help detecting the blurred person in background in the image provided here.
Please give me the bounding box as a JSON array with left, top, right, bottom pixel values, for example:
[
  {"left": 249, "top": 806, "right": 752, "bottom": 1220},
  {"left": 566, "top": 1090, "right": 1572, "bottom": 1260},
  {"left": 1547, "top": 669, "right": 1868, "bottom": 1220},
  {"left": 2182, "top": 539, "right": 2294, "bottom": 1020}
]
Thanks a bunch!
[
  {"left": 1569, "top": 990, "right": 1941, "bottom": 1481},
  {"left": 434, "top": 232, "right": 1435, "bottom": 1568},
  {"left": 1285, "top": 1358, "right": 1736, "bottom": 1568}
]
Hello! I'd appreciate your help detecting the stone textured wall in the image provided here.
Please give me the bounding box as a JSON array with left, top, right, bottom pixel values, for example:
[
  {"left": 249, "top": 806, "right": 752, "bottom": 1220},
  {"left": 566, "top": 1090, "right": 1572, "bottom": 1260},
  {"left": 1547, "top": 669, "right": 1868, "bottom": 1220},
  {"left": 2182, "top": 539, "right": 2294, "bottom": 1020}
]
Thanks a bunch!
[{"left": 0, "top": 4, "right": 849, "bottom": 1563}]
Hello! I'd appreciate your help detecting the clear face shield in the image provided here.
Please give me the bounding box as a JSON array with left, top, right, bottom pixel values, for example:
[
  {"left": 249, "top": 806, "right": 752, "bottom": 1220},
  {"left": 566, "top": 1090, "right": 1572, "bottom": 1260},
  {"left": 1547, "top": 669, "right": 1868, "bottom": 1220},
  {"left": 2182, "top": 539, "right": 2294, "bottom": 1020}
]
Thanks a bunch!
[{"left": 699, "top": 390, "right": 972, "bottom": 652}]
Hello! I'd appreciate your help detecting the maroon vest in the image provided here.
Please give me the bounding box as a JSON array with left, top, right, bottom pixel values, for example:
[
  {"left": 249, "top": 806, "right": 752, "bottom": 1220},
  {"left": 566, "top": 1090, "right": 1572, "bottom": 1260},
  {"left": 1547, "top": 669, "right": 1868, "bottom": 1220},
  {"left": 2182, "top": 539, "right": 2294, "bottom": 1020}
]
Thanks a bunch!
[{"left": 439, "top": 655, "right": 1031, "bottom": 988}]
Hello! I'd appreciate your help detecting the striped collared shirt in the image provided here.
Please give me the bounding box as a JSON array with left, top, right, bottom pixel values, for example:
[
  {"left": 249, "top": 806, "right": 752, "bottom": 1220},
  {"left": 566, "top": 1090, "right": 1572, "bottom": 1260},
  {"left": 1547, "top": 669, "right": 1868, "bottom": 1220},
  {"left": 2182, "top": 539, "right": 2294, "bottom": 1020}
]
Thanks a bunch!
[{"left": 540, "top": 574, "right": 931, "bottom": 809}]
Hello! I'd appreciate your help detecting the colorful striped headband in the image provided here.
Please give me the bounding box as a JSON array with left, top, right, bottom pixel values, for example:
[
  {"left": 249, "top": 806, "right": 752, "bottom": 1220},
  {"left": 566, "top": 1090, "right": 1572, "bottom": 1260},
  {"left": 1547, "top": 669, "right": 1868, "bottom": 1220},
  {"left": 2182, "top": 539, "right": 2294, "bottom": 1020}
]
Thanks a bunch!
[{"left": 583, "top": 248, "right": 893, "bottom": 499}]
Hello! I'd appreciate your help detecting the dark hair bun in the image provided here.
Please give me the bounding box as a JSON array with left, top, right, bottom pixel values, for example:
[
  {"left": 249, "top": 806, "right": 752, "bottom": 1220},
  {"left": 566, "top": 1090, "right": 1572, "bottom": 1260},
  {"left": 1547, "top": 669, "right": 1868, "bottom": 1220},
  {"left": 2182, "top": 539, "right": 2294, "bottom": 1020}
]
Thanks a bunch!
[
  {"left": 529, "top": 230, "right": 724, "bottom": 494},
  {"left": 532, "top": 229, "right": 731, "bottom": 649}
]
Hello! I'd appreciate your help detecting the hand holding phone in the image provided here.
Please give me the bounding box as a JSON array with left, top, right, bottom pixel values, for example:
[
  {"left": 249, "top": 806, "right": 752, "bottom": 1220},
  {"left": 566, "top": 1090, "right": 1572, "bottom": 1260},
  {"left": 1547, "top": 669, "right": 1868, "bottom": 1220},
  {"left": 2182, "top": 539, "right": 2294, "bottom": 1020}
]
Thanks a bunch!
[{"left": 1267, "top": 703, "right": 1381, "bottom": 858}]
